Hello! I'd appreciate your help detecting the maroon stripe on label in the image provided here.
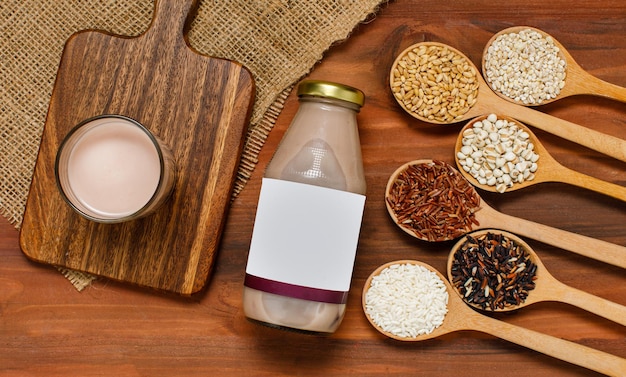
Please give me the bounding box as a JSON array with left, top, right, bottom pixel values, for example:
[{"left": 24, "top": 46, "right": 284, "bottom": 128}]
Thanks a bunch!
[{"left": 244, "top": 274, "right": 349, "bottom": 304}]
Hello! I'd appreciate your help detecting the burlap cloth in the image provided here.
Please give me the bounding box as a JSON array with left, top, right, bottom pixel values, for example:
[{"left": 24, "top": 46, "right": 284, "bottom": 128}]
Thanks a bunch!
[{"left": 0, "top": 0, "right": 385, "bottom": 290}]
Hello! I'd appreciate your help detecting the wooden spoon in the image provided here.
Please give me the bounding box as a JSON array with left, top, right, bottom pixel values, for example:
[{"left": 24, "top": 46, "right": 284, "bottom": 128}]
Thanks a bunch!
[
  {"left": 446, "top": 230, "right": 626, "bottom": 325},
  {"left": 389, "top": 42, "right": 626, "bottom": 162},
  {"left": 385, "top": 160, "right": 626, "bottom": 269},
  {"left": 483, "top": 26, "right": 626, "bottom": 105},
  {"left": 454, "top": 114, "right": 626, "bottom": 201},
  {"left": 362, "top": 260, "right": 626, "bottom": 376}
]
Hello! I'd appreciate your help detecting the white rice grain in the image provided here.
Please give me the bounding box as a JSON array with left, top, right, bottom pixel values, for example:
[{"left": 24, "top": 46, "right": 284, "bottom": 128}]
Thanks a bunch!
[{"left": 364, "top": 263, "right": 448, "bottom": 338}]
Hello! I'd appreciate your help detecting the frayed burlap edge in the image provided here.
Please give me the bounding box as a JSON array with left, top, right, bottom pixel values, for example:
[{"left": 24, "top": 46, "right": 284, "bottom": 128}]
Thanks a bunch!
[
  {"left": 56, "top": 267, "right": 97, "bottom": 292},
  {"left": 232, "top": 86, "right": 292, "bottom": 197}
]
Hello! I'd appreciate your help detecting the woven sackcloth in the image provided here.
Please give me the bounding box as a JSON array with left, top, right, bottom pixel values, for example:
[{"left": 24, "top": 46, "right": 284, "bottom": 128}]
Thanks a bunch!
[{"left": 0, "top": 0, "right": 384, "bottom": 290}]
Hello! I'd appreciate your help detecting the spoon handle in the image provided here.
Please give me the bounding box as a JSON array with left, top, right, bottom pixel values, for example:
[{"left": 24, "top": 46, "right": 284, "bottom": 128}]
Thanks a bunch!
[
  {"left": 548, "top": 279, "right": 626, "bottom": 326},
  {"left": 477, "top": 207, "right": 626, "bottom": 269},
  {"left": 471, "top": 314, "right": 626, "bottom": 376},
  {"left": 499, "top": 101, "right": 626, "bottom": 162},
  {"left": 569, "top": 68, "right": 626, "bottom": 104},
  {"left": 556, "top": 165, "right": 626, "bottom": 202}
]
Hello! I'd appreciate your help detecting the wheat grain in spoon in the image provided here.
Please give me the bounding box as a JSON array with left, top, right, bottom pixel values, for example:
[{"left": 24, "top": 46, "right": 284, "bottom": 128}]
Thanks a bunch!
[
  {"left": 454, "top": 114, "right": 626, "bottom": 201},
  {"left": 483, "top": 26, "right": 626, "bottom": 106},
  {"left": 385, "top": 160, "right": 626, "bottom": 268},
  {"left": 447, "top": 229, "right": 626, "bottom": 326},
  {"left": 362, "top": 260, "right": 626, "bottom": 376},
  {"left": 390, "top": 42, "right": 626, "bottom": 161}
]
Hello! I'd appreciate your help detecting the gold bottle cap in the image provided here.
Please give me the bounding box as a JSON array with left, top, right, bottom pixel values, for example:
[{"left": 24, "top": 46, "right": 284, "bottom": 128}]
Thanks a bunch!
[{"left": 297, "top": 80, "right": 365, "bottom": 107}]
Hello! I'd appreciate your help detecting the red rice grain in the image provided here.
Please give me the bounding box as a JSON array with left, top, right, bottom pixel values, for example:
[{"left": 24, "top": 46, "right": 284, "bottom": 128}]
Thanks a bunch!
[{"left": 387, "top": 160, "right": 481, "bottom": 241}]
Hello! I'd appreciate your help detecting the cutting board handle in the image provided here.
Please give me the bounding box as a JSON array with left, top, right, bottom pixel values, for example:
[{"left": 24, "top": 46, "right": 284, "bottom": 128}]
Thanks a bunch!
[{"left": 145, "top": 0, "right": 199, "bottom": 43}]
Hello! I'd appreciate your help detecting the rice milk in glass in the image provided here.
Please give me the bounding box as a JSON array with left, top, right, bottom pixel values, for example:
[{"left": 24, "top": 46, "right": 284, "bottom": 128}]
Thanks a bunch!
[{"left": 55, "top": 115, "right": 175, "bottom": 223}]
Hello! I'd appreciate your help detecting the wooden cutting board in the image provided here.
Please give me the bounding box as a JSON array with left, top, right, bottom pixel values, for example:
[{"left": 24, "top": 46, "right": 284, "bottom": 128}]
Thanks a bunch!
[{"left": 19, "top": 0, "right": 255, "bottom": 295}]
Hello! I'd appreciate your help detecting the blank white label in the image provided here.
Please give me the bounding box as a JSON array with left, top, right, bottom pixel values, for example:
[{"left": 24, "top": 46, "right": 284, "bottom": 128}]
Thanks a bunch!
[{"left": 246, "top": 178, "right": 366, "bottom": 292}]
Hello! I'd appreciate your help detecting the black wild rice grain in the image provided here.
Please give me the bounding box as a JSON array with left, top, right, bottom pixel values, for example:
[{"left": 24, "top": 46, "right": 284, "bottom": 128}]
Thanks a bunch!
[{"left": 450, "top": 232, "right": 538, "bottom": 310}]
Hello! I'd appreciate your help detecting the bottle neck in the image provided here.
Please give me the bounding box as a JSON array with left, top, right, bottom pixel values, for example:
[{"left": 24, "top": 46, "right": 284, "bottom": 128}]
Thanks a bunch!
[{"left": 265, "top": 93, "right": 366, "bottom": 195}]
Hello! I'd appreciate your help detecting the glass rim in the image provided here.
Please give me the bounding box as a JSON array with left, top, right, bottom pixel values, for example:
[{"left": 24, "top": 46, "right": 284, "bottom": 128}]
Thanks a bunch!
[{"left": 54, "top": 114, "right": 168, "bottom": 223}]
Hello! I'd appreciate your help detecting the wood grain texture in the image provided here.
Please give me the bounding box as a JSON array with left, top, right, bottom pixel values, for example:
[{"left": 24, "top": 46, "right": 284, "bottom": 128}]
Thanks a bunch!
[
  {"left": 2, "top": 0, "right": 625, "bottom": 376},
  {"left": 18, "top": 0, "right": 255, "bottom": 294}
]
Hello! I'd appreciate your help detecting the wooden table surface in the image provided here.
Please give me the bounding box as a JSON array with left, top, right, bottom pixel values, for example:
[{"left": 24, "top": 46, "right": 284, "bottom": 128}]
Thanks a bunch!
[{"left": 1, "top": 1, "right": 625, "bottom": 375}]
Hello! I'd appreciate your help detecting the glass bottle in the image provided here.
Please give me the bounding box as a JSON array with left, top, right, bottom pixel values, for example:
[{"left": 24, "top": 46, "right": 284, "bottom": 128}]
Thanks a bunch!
[{"left": 243, "top": 80, "right": 366, "bottom": 333}]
